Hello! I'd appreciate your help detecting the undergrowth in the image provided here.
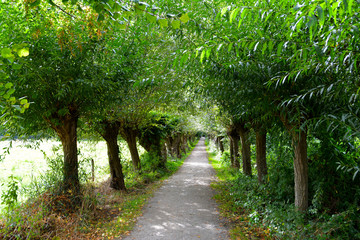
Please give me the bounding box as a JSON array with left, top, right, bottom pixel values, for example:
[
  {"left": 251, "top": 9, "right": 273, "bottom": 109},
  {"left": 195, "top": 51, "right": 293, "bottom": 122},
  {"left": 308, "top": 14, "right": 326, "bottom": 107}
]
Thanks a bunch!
[
  {"left": 206, "top": 138, "right": 360, "bottom": 240},
  {"left": 207, "top": 144, "right": 272, "bottom": 240},
  {"left": 0, "top": 139, "right": 198, "bottom": 239}
]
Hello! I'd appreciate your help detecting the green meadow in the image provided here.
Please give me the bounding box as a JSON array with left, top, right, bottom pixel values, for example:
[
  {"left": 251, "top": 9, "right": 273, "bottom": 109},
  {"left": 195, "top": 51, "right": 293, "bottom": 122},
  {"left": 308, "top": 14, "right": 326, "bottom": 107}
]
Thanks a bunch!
[{"left": 0, "top": 139, "right": 143, "bottom": 210}]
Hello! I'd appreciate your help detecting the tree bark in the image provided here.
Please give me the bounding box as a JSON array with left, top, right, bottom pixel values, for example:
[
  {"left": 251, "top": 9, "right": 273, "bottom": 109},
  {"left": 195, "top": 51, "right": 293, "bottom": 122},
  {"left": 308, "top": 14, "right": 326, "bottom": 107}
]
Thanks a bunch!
[
  {"left": 49, "top": 108, "right": 80, "bottom": 194},
  {"left": 161, "top": 142, "right": 167, "bottom": 166},
  {"left": 181, "top": 135, "right": 187, "bottom": 154},
  {"left": 166, "top": 137, "right": 175, "bottom": 157},
  {"left": 255, "top": 130, "right": 267, "bottom": 184},
  {"left": 100, "top": 121, "right": 126, "bottom": 191},
  {"left": 174, "top": 134, "right": 182, "bottom": 158},
  {"left": 292, "top": 130, "right": 308, "bottom": 212},
  {"left": 218, "top": 136, "right": 225, "bottom": 153},
  {"left": 121, "top": 127, "right": 141, "bottom": 171},
  {"left": 232, "top": 136, "right": 240, "bottom": 169},
  {"left": 237, "top": 123, "right": 252, "bottom": 176},
  {"left": 228, "top": 127, "right": 240, "bottom": 169},
  {"left": 280, "top": 113, "right": 309, "bottom": 211},
  {"left": 229, "top": 136, "right": 235, "bottom": 167}
]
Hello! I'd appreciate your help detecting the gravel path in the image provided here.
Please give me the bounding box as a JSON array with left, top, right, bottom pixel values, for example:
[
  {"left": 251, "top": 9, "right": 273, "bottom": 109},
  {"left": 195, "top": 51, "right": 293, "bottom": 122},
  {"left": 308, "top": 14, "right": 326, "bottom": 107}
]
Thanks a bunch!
[{"left": 123, "top": 139, "right": 229, "bottom": 240}]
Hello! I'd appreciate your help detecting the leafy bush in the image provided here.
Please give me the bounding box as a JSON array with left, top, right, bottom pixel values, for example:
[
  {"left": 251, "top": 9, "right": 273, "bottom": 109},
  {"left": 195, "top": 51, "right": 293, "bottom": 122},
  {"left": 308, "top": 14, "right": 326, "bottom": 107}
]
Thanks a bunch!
[
  {"left": 220, "top": 150, "right": 231, "bottom": 166},
  {"left": 208, "top": 130, "right": 360, "bottom": 239},
  {"left": 1, "top": 175, "right": 20, "bottom": 212}
]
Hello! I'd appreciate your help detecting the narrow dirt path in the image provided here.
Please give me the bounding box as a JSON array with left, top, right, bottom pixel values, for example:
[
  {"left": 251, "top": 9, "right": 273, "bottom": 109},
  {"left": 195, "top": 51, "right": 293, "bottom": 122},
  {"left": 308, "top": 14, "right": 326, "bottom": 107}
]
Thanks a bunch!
[{"left": 123, "top": 139, "right": 229, "bottom": 240}]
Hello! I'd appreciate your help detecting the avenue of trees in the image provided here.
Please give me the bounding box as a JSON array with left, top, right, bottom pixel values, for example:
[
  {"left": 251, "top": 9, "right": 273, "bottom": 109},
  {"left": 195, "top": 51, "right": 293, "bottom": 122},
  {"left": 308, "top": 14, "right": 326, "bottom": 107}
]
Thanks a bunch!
[
  {"left": 183, "top": 0, "right": 359, "bottom": 237},
  {"left": 1, "top": 0, "right": 196, "bottom": 197},
  {"left": 1, "top": 0, "right": 360, "bottom": 238}
]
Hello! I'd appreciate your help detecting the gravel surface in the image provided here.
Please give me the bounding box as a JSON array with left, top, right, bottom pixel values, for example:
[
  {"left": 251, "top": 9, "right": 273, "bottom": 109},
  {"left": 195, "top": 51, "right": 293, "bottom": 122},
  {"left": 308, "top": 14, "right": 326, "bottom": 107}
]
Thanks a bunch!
[{"left": 123, "top": 139, "right": 229, "bottom": 240}]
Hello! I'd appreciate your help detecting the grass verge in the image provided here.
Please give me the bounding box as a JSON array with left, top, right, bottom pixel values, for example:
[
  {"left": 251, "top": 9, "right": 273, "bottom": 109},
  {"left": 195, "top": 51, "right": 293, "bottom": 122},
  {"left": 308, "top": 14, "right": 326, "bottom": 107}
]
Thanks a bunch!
[
  {"left": 0, "top": 141, "right": 198, "bottom": 239},
  {"left": 207, "top": 148, "right": 272, "bottom": 240}
]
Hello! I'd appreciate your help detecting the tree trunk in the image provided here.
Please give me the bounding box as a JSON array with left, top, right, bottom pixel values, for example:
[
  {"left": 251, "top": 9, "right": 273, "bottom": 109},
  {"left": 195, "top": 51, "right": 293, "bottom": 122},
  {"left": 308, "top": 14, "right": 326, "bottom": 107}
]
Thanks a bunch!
[
  {"left": 166, "top": 137, "right": 174, "bottom": 157},
  {"left": 229, "top": 136, "right": 235, "bottom": 167},
  {"left": 181, "top": 135, "right": 187, "bottom": 154},
  {"left": 218, "top": 136, "right": 224, "bottom": 153},
  {"left": 237, "top": 123, "right": 252, "bottom": 176},
  {"left": 280, "top": 113, "right": 309, "bottom": 212},
  {"left": 161, "top": 142, "right": 167, "bottom": 166},
  {"left": 232, "top": 136, "right": 240, "bottom": 169},
  {"left": 101, "top": 121, "right": 126, "bottom": 191},
  {"left": 228, "top": 127, "right": 240, "bottom": 169},
  {"left": 255, "top": 130, "right": 267, "bottom": 184},
  {"left": 50, "top": 110, "right": 80, "bottom": 194},
  {"left": 121, "top": 127, "right": 141, "bottom": 171},
  {"left": 174, "top": 134, "right": 182, "bottom": 158},
  {"left": 292, "top": 130, "right": 308, "bottom": 212}
]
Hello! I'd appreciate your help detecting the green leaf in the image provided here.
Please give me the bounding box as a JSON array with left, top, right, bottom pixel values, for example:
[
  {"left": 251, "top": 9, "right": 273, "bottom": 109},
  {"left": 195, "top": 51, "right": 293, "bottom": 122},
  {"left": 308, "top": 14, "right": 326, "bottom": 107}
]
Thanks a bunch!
[
  {"left": 332, "top": 2, "right": 339, "bottom": 25},
  {"left": 117, "top": 21, "right": 127, "bottom": 30},
  {"left": 348, "top": 0, "right": 354, "bottom": 15},
  {"left": 113, "top": 2, "right": 122, "bottom": 11},
  {"left": 316, "top": 5, "right": 325, "bottom": 27},
  {"left": 1, "top": 48, "right": 13, "bottom": 59},
  {"left": 20, "top": 99, "right": 28, "bottom": 105},
  {"left": 238, "top": 9, "right": 247, "bottom": 28},
  {"left": 158, "top": 18, "right": 168, "bottom": 28},
  {"left": 228, "top": 43, "right": 233, "bottom": 52},
  {"left": 262, "top": 42, "right": 267, "bottom": 55},
  {"left": 206, "top": 48, "right": 211, "bottom": 59},
  {"left": 220, "top": 7, "right": 228, "bottom": 17},
  {"left": 94, "top": 3, "right": 104, "bottom": 13},
  {"left": 97, "top": 14, "right": 105, "bottom": 21},
  {"left": 179, "top": 13, "right": 190, "bottom": 23},
  {"left": 146, "top": 13, "right": 157, "bottom": 23},
  {"left": 295, "top": 17, "right": 303, "bottom": 32},
  {"left": 230, "top": 8, "right": 240, "bottom": 24},
  {"left": 135, "top": 3, "right": 146, "bottom": 14},
  {"left": 6, "top": 88, "right": 15, "bottom": 95},
  {"left": 12, "top": 64, "right": 22, "bottom": 70},
  {"left": 180, "top": 52, "right": 189, "bottom": 65},
  {"left": 200, "top": 49, "right": 206, "bottom": 63},
  {"left": 122, "top": 10, "right": 132, "bottom": 18},
  {"left": 268, "top": 41, "right": 274, "bottom": 53},
  {"left": 5, "top": 82, "right": 13, "bottom": 89},
  {"left": 113, "top": 12, "right": 121, "bottom": 19},
  {"left": 30, "top": 0, "right": 41, "bottom": 7},
  {"left": 171, "top": 19, "right": 181, "bottom": 29},
  {"left": 17, "top": 48, "right": 29, "bottom": 57},
  {"left": 9, "top": 97, "right": 16, "bottom": 104}
]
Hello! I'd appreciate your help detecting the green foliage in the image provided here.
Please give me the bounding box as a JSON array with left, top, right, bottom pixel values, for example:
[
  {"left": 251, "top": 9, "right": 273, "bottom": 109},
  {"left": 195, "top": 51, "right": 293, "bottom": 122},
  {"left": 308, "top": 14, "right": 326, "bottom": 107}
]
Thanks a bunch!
[
  {"left": 208, "top": 131, "right": 360, "bottom": 239},
  {"left": 220, "top": 150, "right": 231, "bottom": 166},
  {"left": 1, "top": 0, "right": 359, "bottom": 238},
  {"left": 140, "top": 151, "right": 162, "bottom": 173},
  {"left": 1, "top": 175, "right": 19, "bottom": 212}
]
